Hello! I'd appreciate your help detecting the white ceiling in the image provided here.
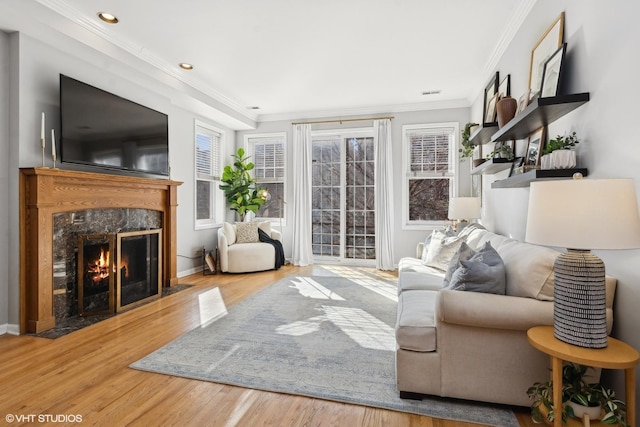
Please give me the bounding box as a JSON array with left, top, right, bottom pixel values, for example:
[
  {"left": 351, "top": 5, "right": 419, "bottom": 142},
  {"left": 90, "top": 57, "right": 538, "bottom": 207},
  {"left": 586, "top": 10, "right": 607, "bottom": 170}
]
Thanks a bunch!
[{"left": 1, "top": 0, "right": 537, "bottom": 124}]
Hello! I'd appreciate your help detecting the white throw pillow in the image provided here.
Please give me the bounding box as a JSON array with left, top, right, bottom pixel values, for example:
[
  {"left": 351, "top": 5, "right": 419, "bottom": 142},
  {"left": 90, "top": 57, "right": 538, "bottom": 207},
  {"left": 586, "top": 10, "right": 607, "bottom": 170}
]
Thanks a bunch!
[
  {"left": 223, "top": 222, "right": 236, "bottom": 245},
  {"left": 424, "top": 230, "right": 465, "bottom": 271},
  {"left": 258, "top": 221, "right": 271, "bottom": 236}
]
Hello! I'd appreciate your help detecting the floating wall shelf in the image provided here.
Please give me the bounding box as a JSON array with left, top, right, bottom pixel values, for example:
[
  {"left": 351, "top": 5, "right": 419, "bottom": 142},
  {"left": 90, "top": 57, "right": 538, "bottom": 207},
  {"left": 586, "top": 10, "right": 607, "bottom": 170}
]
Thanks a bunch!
[
  {"left": 491, "top": 168, "right": 588, "bottom": 188},
  {"left": 470, "top": 158, "right": 512, "bottom": 175}
]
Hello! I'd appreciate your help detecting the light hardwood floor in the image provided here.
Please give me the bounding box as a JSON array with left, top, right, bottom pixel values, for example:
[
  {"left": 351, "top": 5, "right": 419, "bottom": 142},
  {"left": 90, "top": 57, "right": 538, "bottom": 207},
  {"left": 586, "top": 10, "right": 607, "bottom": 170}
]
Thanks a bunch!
[{"left": 0, "top": 265, "right": 536, "bottom": 426}]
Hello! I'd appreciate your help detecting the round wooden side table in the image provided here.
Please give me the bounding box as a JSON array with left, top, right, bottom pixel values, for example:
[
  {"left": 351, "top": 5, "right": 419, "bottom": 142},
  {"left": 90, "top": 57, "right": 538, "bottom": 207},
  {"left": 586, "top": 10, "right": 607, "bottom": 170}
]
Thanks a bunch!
[{"left": 527, "top": 326, "right": 639, "bottom": 427}]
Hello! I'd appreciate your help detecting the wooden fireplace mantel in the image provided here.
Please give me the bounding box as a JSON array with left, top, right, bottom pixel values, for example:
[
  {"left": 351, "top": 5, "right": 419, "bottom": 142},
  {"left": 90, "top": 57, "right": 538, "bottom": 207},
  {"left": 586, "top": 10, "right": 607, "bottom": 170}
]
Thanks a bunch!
[{"left": 19, "top": 167, "right": 182, "bottom": 334}]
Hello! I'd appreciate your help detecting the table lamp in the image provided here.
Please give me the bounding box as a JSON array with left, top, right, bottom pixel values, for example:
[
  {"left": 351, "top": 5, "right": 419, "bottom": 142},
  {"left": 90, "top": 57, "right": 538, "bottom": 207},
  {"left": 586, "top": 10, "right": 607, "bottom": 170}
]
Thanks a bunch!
[
  {"left": 525, "top": 175, "right": 640, "bottom": 348},
  {"left": 448, "top": 197, "right": 481, "bottom": 231}
]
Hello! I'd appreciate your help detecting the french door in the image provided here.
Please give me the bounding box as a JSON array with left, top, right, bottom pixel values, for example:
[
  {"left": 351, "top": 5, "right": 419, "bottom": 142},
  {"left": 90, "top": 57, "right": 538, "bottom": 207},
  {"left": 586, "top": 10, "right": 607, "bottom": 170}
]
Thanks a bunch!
[{"left": 311, "top": 130, "right": 375, "bottom": 264}]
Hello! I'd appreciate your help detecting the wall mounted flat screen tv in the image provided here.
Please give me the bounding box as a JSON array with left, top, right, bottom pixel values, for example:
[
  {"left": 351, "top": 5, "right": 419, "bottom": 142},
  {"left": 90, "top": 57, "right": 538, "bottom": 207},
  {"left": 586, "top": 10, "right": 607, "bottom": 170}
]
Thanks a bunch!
[{"left": 60, "top": 74, "right": 169, "bottom": 177}]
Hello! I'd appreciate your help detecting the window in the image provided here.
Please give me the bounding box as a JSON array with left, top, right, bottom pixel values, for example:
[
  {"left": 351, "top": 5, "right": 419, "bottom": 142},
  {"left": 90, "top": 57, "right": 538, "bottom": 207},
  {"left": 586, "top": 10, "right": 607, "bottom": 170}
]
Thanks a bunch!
[
  {"left": 402, "top": 123, "right": 459, "bottom": 229},
  {"left": 245, "top": 133, "right": 286, "bottom": 222},
  {"left": 194, "top": 121, "right": 223, "bottom": 229}
]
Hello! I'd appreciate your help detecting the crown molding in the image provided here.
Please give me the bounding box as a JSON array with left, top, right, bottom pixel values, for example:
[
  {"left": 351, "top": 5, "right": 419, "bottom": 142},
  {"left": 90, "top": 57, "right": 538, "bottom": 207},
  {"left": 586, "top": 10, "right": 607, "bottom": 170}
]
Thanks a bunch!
[{"left": 257, "top": 98, "right": 471, "bottom": 123}]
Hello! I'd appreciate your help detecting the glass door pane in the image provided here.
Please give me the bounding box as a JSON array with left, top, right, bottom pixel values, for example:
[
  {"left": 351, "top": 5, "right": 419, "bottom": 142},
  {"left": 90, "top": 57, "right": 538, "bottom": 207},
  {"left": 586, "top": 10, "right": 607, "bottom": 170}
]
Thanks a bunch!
[
  {"left": 345, "top": 137, "right": 375, "bottom": 260},
  {"left": 311, "top": 137, "right": 341, "bottom": 257}
]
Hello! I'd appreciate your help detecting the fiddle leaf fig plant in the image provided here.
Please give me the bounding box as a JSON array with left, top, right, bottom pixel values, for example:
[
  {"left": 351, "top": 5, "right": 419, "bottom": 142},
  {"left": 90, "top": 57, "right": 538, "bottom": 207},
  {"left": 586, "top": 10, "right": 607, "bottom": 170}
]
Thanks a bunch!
[{"left": 219, "top": 148, "right": 266, "bottom": 221}]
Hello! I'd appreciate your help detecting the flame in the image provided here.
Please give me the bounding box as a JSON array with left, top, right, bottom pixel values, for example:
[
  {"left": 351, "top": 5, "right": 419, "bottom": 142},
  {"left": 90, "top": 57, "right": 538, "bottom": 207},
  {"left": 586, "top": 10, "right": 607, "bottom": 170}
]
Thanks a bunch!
[
  {"left": 120, "top": 256, "right": 129, "bottom": 279},
  {"left": 87, "top": 248, "right": 110, "bottom": 283}
]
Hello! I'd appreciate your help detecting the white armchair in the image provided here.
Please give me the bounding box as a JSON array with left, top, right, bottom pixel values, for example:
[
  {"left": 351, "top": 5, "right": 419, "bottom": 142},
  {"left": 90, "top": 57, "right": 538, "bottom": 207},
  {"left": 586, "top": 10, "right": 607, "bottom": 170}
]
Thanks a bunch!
[{"left": 217, "top": 221, "right": 282, "bottom": 273}]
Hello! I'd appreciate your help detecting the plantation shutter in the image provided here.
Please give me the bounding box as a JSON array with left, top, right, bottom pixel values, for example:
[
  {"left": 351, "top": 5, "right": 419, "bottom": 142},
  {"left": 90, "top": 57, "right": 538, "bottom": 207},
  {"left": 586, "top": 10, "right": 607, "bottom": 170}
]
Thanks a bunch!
[{"left": 407, "top": 126, "right": 454, "bottom": 175}]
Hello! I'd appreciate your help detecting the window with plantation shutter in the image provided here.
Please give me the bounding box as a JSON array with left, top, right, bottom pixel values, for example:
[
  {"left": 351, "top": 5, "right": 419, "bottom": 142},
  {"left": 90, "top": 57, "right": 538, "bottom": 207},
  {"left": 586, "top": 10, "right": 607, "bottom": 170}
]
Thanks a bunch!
[
  {"left": 195, "top": 121, "right": 224, "bottom": 229},
  {"left": 245, "top": 133, "right": 286, "bottom": 221},
  {"left": 402, "top": 123, "right": 459, "bottom": 228}
]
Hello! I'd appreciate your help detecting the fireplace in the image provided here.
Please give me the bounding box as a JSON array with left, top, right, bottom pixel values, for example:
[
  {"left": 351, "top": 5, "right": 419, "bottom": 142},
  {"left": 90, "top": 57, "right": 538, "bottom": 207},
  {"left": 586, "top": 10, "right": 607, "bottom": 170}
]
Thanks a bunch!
[
  {"left": 78, "top": 230, "right": 162, "bottom": 316},
  {"left": 20, "top": 168, "right": 181, "bottom": 334}
]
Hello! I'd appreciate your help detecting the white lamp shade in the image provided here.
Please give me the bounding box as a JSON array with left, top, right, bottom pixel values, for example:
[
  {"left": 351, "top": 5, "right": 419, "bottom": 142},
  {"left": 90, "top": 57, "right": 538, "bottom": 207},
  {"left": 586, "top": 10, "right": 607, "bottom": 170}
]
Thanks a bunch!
[
  {"left": 448, "top": 197, "right": 481, "bottom": 220},
  {"left": 525, "top": 178, "right": 640, "bottom": 250}
]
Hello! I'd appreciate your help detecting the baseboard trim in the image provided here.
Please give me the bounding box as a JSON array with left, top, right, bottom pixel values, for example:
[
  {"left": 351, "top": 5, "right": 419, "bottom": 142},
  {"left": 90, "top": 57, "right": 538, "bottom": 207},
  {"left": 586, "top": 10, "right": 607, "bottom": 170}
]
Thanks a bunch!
[{"left": 0, "top": 324, "right": 20, "bottom": 335}]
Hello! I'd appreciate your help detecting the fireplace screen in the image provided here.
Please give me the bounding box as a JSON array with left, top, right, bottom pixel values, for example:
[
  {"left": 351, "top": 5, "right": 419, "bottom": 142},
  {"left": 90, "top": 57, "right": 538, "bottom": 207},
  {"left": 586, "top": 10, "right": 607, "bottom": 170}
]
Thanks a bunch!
[{"left": 78, "top": 229, "right": 162, "bottom": 316}]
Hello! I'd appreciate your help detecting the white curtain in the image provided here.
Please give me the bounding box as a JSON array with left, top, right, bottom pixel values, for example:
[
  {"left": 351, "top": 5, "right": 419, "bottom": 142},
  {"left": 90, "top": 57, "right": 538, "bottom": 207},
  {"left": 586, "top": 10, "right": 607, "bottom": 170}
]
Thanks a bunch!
[
  {"left": 374, "top": 119, "right": 395, "bottom": 270},
  {"left": 291, "top": 124, "right": 314, "bottom": 266}
]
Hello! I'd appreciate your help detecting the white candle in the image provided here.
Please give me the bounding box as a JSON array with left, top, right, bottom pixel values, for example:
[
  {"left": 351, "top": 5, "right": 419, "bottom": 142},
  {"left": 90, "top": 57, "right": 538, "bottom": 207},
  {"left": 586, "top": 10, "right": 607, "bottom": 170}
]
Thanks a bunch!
[
  {"left": 41, "top": 112, "right": 45, "bottom": 146},
  {"left": 51, "top": 129, "right": 56, "bottom": 160}
]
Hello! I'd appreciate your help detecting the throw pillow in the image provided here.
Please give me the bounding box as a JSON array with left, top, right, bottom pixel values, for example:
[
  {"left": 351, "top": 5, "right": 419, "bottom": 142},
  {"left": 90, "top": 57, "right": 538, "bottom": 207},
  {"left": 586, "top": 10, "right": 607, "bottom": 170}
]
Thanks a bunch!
[
  {"left": 424, "top": 230, "right": 465, "bottom": 271},
  {"left": 443, "top": 241, "right": 475, "bottom": 287},
  {"left": 235, "top": 221, "right": 260, "bottom": 243},
  {"left": 420, "top": 227, "right": 456, "bottom": 263},
  {"left": 446, "top": 241, "right": 506, "bottom": 294},
  {"left": 223, "top": 222, "right": 237, "bottom": 245}
]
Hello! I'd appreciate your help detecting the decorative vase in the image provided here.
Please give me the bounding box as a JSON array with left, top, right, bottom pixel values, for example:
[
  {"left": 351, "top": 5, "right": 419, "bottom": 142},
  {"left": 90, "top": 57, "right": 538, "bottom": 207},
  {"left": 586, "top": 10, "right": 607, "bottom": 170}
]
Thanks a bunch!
[
  {"left": 541, "top": 150, "right": 576, "bottom": 169},
  {"left": 496, "top": 96, "right": 517, "bottom": 128},
  {"left": 567, "top": 401, "right": 602, "bottom": 421}
]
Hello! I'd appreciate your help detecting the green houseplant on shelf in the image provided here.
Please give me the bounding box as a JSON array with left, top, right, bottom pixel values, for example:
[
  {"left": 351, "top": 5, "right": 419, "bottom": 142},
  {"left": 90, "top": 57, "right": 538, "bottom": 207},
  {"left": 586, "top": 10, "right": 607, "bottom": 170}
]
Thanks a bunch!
[
  {"left": 219, "top": 148, "right": 266, "bottom": 221},
  {"left": 527, "top": 363, "right": 628, "bottom": 426},
  {"left": 459, "top": 122, "right": 479, "bottom": 161},
  {"left": 541, "top": 131, "right": 580, "bottom": 169}
]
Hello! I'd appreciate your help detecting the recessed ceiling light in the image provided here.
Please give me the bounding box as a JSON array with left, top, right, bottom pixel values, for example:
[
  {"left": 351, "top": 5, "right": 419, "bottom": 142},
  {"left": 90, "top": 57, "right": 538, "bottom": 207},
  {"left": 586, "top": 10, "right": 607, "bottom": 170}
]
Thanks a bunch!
[
  {"left": 97, "top": 12, "right": 119, "bottom": 24},
  {"left": 422, "top": 90, "right": 442, "bottom": 96},
  {"left": 179, "top": 63, "right": 194, "bottom": 70}
]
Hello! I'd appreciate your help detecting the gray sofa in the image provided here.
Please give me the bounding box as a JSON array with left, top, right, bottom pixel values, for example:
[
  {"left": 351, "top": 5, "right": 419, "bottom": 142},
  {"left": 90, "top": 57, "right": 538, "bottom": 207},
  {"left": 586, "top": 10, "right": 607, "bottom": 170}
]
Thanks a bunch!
[{"left": 395, "top": 224, "right": 617, "bottom": 407}]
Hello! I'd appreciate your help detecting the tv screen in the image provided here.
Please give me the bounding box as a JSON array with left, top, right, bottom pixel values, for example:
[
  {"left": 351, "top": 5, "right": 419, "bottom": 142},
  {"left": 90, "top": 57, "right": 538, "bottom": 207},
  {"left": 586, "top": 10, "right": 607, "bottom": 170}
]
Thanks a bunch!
[{"left": 60, "top": 74, "right": 169, "bottom": 177}]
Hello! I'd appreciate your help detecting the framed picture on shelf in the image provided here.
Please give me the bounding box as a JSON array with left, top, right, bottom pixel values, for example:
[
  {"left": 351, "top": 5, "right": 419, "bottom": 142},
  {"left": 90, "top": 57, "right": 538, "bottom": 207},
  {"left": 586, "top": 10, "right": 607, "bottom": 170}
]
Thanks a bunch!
[
  {"left": 540, "top": 43, "right": 567, "bottom": 98},
  {"left": 525, "top": 127, "right": 546, "bottom": 167},
  {"left": 485, "top": 92, "right": 499, "bottom": 124},
  {"left": 529, "top": 12, "right": 564, "bottom": 99},
  {"left": 498, "top": 74, "right": 511, "bottom": 99},
  {"left": 509, "top": 157, "right": 525, "bottom": 177},
  {"left": 517, "top": 89, "right": 531, "bottom": 114},
  {"left": 483, "top": 71, "right": 499, "bottom": 124}
]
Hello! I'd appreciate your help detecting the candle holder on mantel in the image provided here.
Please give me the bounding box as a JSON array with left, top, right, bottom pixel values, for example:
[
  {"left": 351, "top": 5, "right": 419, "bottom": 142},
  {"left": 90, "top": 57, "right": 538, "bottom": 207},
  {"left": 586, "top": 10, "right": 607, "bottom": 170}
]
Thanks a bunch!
[{"left": 41, "top": 138, "right": 46, "bottom": 168}]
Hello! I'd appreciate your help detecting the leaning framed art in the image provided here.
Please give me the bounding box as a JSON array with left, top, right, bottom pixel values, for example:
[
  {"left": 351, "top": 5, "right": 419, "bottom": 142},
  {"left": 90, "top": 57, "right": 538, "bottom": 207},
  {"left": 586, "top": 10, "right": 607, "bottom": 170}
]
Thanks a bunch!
[
  {"left": 528, "top": 12, "right": 564, "bottom": 99},
  {"left": 540, "top": 43, "right": 567, "bottom": 98},
  {"left": 525, "top": 127, "right": 546, "bottom": 167}
]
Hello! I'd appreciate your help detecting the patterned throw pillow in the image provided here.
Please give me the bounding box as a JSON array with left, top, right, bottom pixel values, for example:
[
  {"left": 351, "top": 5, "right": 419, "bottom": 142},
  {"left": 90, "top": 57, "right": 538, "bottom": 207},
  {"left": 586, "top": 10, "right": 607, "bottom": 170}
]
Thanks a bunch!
[
  {"left": 423, "top": 230, "right": 465, "bottom": 271},
  {"left": 235, "top": 221, "right": 260, "bottom": 243},
  {"left": 445, "top": 241, "right": 506, "bottom": 294}
]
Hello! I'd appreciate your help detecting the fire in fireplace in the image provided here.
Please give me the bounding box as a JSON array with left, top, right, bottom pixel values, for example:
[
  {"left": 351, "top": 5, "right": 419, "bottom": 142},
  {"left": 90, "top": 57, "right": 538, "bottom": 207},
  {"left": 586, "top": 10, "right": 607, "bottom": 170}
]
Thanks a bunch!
[{"left": 78, "top": 229, "right": 162, "bottom": 316}]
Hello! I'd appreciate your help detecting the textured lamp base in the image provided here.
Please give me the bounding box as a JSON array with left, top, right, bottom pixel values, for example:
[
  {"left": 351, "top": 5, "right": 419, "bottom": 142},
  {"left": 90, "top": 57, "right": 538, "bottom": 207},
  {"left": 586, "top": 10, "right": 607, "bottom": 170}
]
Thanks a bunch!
[{"left": 553, "top": 249, "right": 608, "bottom": 348}]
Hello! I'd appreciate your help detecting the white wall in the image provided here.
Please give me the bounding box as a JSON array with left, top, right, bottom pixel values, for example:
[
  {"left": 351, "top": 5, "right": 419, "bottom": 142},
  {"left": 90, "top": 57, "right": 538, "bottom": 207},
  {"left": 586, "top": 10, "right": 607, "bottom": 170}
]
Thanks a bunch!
[
  {"left": 0, "top": 31, "right": 9, "bottom": 332},
  {"left": 3, "top": 31, "right": 237, "bottom": 331},
  {"left": 475, "top": 0, "right": 640, "bottom": 407},
  {"left": 237, "top": 106, "right": 471, "bottom": 263}
]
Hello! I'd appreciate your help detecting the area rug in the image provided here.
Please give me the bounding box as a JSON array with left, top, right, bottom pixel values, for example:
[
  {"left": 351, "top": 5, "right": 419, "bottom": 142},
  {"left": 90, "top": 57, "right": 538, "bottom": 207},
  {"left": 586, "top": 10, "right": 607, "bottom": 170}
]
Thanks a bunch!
[
  {"left": 32, "top": 284, "right": 193, "bottom": 339},
  {"left": 131, "top": 272, "right": 518, "bottom": 426}
]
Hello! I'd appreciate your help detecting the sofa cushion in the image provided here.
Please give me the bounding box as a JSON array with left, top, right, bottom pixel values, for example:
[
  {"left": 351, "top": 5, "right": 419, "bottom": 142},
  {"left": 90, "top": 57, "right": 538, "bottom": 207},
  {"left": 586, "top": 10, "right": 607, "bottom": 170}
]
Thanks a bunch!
[
  {"left": 223, "top": 222, "right": 237, "bottom": 245},
  {"left": 424, "top": 231, "right": 465, "bottom": 271},
  {"left": 396, "top": 290, "right": 437, "bottom": 352},
  {"left": 496, "top": 240, "right": 558, "bottom": 300},
  {"left": 258, "top": 221, "right": 272, "bottom": 236},
  {"left": 397, "top": 258, "right": 445, "bottom": 293},
  {"left": 445, "top": 242, "right": 506, "bottom": 294},
  {"left": 235, "top": 221, "right": 260, "bottom": 243}
]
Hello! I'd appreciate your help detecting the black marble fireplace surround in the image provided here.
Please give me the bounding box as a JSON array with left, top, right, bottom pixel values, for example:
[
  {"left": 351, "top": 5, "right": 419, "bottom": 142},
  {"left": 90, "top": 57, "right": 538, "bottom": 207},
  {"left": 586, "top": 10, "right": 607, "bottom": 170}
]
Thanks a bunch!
[{"left": 53, "top": 208, "right": 162, "bottom": 322}]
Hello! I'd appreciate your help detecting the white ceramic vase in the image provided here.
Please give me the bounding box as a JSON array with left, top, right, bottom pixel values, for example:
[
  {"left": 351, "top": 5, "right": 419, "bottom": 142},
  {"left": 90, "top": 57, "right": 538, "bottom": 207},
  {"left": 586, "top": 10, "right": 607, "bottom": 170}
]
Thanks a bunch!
[
  {"left": 567, "top": 400, "right": 602, "bottom": 421},
  {"left": 541, "top": 150, "right": 576, "bottom": 169}
]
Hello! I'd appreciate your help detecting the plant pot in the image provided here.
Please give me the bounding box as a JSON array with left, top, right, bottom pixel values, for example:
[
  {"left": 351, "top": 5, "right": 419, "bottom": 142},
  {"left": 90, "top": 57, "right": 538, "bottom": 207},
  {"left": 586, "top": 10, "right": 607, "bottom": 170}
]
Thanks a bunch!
[
  {"left": 496, "top": 96, "right": 517, "bottom": 128},
  {"left": 567, "top": 401, "right": 602, "bottom": 421},
  {"left": 541, "top": 150, "right": 576, "bottom": 169}
]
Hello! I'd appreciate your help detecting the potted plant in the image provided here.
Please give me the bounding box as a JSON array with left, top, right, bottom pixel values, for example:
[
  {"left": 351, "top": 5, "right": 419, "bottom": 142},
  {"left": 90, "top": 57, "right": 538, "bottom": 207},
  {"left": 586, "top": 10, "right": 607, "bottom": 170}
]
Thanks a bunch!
[
  {"left": 460, "top": 122, "right": 479, "bottom": 162},
  {"left": 527, "top": 363, "right": 628, "bottom": 426},
  {"left": 485, "top": 142, "right": 514, "bottom": 161},
  {"left": 219, "top": 148, "right": 266, "bottom": 221},
  {"left": 541, "top": 131, "right": 580, "bottom": 169}
]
